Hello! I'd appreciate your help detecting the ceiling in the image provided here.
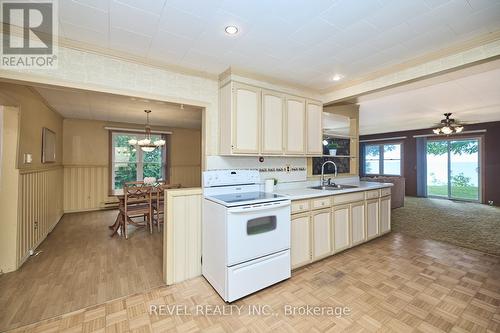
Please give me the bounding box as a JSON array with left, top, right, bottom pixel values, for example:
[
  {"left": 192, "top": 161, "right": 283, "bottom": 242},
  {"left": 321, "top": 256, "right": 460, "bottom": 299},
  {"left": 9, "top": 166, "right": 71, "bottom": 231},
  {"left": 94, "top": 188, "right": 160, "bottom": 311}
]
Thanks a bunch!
[
  {"left": 33, "top": 85, "right": 203, "bottom": 128},
  {"left": 358, "top": 62, "right": 500, "bottom": 135},
  {"left": 54, "top": 0, "right": 500, "bottom": 90}
]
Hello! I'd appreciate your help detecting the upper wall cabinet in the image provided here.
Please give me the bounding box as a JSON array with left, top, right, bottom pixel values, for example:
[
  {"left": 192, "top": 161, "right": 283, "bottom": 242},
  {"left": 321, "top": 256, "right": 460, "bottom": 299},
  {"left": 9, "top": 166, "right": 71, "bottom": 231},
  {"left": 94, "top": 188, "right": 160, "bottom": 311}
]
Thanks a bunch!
[
  {"left": 220, "top": 82, "right": 261, "bottom": 155},
  {"left": 233, "top": 82, "right": 261, "bottom": 153},
  {"left": 219, "top": 80, "right": 322, "bottom": 156},
  {"left": 262, "top": 90, "right": 285, "bottom": 154},
  {"left": 285, "top": 96, "right": 306, "bottom": 155},
  {"left": 306, "top": 101, "right": 323, "bottom": 155}
]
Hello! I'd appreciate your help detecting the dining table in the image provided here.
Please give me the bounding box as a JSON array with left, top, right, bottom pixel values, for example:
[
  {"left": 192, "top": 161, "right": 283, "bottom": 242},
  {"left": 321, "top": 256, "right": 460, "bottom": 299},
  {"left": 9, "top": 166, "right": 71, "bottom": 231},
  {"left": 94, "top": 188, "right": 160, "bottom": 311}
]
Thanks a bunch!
[
  {"left": 108, "top": 184, "right": 180, "bottom": 237},
  {"left": 108, "top": 189, "right": 125, "bottom": 237}
]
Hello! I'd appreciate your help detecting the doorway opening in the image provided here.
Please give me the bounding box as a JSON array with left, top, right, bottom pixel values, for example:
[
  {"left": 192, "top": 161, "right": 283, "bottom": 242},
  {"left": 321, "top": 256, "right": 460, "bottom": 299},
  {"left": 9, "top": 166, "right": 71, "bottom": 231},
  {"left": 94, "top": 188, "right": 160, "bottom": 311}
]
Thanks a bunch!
[{"left": 426, "top": 137, "right": 481, "bottom": 202}]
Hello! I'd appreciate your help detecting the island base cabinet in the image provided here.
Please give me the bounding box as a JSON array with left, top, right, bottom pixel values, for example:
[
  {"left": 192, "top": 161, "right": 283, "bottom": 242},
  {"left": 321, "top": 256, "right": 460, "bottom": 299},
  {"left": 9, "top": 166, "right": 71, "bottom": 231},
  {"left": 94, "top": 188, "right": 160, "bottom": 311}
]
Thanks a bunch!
[
  {"left": 350, "top": 201, "right": 366, "bottom": 245},
  {"left": 366, "top": 199, "right": 380, "bottom": 240},
  {"left": 291, "top": 213, "right": 312, "bottom": 269},
  {"left": 312, "top": 209, "right": 333, "bottom": 260},
  {"left": 380, "top": 196, "right": 391, "bottom": 234},
  {"left": 333, "top": 205, "right": 350, "bottom": 253}
]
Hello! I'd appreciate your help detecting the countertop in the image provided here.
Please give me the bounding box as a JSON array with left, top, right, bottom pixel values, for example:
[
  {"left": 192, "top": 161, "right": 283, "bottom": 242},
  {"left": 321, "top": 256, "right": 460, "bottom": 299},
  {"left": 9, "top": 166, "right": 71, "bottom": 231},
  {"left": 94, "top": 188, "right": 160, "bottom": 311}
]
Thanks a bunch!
[{"left": 274, "top": 181, "right": 393, "bottom": 201}]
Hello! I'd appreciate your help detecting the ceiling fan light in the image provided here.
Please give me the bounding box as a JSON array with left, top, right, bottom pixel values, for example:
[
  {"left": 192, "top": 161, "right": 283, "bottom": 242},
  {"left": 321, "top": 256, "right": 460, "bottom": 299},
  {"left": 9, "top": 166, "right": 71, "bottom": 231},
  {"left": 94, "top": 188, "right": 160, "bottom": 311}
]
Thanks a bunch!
[
  {"left": 433, "top": 128, "right": 441, "bottom": 135},
  {"left": 128, "top": 139, "right": 138, "bottom": 145},
  {"left": 455, "top": 126, "right": 464, "bottom": 133}
]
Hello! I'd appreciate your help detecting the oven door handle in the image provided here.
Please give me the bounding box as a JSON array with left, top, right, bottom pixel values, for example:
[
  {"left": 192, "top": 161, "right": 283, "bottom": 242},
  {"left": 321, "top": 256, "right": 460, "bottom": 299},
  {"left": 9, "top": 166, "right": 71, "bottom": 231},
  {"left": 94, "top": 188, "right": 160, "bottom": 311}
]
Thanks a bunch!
[{"left": 228, "top": 201, "right": 290, "bottom": 214}]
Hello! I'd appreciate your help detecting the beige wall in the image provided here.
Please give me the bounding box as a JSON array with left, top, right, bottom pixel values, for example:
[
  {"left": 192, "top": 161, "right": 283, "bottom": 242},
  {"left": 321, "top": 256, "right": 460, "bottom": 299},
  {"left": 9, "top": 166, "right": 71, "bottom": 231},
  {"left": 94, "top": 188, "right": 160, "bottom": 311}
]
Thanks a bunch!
[
  {"left": 0, "top": 83, "right": 63, "bottom": 170},
  {"left": 169, "top": 127, "right": 202, "bottom": 187},
  {"left": 0, "top": 106, "right": 20, "bottom": 273},
  {"left": 63, "top": 119, "right": 108, "bottom": 166},
  {"left": 62, "top": 119, "right": 201, "bottom": 212},
  {"left": 0, "top": 83, "right": 64, "bottom": 273},
  {"left": 63, "top": 119, "right": 201, "bottom": 168}
]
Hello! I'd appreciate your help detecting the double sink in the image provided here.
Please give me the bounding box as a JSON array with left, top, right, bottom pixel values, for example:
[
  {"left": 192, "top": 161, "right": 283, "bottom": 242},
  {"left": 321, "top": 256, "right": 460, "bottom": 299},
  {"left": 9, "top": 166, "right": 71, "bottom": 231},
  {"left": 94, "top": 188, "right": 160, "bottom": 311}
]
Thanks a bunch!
[{"left": 309, "top": 184, "right": 358, "bottom": 191}]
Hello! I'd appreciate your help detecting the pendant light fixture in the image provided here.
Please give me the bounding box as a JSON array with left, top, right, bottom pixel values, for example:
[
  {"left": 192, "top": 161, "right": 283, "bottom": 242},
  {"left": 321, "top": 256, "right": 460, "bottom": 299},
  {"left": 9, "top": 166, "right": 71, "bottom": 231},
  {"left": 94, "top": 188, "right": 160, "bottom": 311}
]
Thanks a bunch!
[
  {"left": 128, "top": 110, "right": 165, "bottom": 152},
  {"left": 432, "top": 113, "right": 464, "bottom": 135}
]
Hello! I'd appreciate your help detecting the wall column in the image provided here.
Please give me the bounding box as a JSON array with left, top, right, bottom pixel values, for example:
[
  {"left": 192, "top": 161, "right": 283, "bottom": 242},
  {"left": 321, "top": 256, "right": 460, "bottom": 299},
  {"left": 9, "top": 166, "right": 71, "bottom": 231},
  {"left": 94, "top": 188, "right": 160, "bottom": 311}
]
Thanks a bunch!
[{"left": 0, "top": 106, "right": 20, "bottom": 273}]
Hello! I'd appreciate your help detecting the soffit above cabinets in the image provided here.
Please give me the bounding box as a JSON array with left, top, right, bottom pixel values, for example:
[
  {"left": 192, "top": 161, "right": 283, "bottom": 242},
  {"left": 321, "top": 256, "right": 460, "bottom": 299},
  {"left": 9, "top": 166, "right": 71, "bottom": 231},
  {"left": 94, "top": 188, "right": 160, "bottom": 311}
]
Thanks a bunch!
[
  {"left": 32, "top": 85, "right": 203, "bottom": 129},
  {"left": 50, "top": 0, "right": 500, "bottom": 90}
]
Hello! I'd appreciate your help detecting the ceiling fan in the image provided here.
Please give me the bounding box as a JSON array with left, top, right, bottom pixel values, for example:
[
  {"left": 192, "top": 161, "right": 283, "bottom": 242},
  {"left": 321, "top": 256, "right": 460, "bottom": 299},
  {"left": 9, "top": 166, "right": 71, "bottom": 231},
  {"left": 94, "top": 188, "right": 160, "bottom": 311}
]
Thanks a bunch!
[{"left": 432, "top": 113, "right": 467, "bottom": 135}]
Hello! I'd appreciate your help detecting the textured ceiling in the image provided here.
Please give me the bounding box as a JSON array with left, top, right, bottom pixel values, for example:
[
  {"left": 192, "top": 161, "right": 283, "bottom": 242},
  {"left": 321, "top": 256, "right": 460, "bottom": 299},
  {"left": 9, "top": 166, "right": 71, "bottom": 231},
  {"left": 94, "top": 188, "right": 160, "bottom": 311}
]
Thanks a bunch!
[
  {"left": 54, "top": 0, "right": 500, "bottom": 89},
  {"left": 34, "top": 85, "right": 202, "bottom": 128}
]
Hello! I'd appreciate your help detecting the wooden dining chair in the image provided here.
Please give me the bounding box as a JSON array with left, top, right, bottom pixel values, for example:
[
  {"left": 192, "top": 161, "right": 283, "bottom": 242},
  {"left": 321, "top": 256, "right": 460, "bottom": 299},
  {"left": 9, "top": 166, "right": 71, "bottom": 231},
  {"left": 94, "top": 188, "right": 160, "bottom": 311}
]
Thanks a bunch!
[
  {"left": 120, "top": 181, "right": 153, "bottom": 238},
  {"left": 152, "top": 183, "right": 182, "bottom": 232}
]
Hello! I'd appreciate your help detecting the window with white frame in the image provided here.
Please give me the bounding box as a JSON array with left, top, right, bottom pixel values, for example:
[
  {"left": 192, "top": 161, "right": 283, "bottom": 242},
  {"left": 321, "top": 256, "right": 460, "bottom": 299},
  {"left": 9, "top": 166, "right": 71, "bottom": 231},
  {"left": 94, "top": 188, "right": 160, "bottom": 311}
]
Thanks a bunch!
[
  {"left": 110, "top": 131, "right": 167, "bottom": 190},
  {"left": 364, "top": 143, "right": 402, "bottom": 176}
]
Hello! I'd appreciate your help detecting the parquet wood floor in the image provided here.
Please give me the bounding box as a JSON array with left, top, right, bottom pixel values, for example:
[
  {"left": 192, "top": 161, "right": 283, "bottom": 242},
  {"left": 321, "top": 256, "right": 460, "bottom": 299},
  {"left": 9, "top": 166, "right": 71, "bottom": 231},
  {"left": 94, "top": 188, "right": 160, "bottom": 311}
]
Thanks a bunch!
[
  {"left": 0, "top": 210, "right": 164, "bottom": 332},
  {"left": 6, "top": 233, "right": 500, "bottom": 333}
]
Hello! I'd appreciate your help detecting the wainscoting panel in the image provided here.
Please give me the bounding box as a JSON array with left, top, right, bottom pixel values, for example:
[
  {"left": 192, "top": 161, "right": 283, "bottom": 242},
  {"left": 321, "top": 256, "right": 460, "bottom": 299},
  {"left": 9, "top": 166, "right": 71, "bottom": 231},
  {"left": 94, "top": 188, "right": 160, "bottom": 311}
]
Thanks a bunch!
[
  {"left": 63, "top": 165, "right": 109, "bottom": 212},
  {"left": 164, "top": 188, "right": 202, "bottom": 285},
  {"left": 170, "top": 165, "right": 201, "bottom": 188},
  {"left": 18, "top": 167, "right": 63, "bottom": 266}
]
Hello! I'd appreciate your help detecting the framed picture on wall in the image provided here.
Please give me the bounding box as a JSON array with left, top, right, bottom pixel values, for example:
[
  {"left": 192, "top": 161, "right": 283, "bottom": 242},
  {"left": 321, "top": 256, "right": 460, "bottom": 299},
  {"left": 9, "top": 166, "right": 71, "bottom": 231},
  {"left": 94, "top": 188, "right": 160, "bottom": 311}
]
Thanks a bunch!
[{"left": 42, "top": 127, "right": 56, "bottom": 163}]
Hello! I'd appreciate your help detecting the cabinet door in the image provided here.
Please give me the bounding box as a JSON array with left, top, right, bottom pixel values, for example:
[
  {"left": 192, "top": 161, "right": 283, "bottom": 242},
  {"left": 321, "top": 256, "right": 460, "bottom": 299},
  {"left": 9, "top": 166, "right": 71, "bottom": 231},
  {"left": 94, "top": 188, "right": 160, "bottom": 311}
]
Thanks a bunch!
[
  {"left": 291, "top": 214, "right": 311, "bottom": 269},
  {"left": 262, "top": 90, "right": 284, "bottom": 154},
  {"left": 366, "top": 199, "right": 379, "bottom": 239},
  {"left": 333, "top": 205, "right": 350, "bottom": 252},
  {"left": 312, "top": 209, "right": 332, "bottom": 260},
  {"left": 350, "top": 201, "right": 366, "bottom": 246},
  {"left": 380, "top": 196, "right": 391, "bottom": 234},
  {"left": 233, "top": 82, "right": 260, "bottom": 153},
  {"left": 285, "top": 96, "right": 306, "bottom": 154},
  {"left": 306, "top": 101, "right": 323, "bottom": 155}
]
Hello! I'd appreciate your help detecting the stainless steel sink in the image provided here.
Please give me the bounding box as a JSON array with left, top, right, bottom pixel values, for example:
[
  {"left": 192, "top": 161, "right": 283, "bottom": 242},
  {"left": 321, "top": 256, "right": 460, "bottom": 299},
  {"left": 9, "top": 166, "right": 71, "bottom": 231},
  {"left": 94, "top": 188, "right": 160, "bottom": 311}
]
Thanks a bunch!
[{"left": 309, "top": 184, "right": 359, "bottom": 191}]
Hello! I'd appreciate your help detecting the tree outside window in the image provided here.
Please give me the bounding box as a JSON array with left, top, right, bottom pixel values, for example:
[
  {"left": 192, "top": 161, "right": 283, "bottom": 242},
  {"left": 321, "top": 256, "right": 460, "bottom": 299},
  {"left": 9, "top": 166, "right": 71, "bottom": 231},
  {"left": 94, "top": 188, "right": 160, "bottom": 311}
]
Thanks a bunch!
[
  {"left": 111, "top": 132, "right": 167, "bottom": 190},
  {"left": 364, "top": 143, "right": 402, "bottom": 176}
]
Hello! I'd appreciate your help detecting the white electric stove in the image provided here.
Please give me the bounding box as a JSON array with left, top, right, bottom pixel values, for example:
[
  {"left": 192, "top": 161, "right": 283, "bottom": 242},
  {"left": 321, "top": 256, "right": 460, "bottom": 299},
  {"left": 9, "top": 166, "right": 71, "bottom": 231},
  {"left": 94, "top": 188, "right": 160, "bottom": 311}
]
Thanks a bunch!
[{"left": 202, "top": 170, "right": 291, "bottom": 302}]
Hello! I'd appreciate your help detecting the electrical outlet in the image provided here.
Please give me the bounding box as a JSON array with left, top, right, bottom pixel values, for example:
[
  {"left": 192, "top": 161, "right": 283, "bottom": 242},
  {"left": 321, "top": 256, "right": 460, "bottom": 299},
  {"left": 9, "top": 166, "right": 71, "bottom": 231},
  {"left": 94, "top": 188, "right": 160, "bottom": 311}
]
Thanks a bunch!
[
  {"left": 34, "top": 221, "right": 38, "bottom": 230},
  {"left": 285, "top": 164, "right": 291, "bottom": 173}
]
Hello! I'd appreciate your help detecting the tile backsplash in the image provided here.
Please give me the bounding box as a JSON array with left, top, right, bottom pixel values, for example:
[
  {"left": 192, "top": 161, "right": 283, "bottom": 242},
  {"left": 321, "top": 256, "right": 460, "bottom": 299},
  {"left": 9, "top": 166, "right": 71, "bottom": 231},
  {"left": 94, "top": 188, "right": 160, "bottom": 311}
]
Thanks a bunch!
[{"left": 206, "top": 156, "right": 307, "bottom": 183}]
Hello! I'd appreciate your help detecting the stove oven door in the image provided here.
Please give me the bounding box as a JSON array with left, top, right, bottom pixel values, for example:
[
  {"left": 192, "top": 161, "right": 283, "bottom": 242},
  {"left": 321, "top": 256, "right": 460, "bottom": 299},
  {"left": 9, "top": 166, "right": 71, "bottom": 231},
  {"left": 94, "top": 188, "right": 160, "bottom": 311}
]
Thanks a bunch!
[{"left": 226, "top": 200, "right": 291, "bottom": 266}]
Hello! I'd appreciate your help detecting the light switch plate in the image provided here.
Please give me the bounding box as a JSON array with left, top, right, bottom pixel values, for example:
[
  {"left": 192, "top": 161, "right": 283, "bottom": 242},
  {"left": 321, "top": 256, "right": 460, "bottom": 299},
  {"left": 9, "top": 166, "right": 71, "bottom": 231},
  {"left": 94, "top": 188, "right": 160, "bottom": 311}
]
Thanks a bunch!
[{"left": 24, "top": 153, "right": 32, "bottom": 164}]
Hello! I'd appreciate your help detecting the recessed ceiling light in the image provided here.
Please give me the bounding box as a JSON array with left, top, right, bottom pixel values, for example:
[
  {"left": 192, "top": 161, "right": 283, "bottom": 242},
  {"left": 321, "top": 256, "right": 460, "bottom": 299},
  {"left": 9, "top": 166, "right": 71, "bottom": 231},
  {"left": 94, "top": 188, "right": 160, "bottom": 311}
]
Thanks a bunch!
[
  {"left": 331, "top": 74, "right": 344, "bottom": 81},
  {"left": 225, "top": 25, "right": 239, "bottom": 35}
]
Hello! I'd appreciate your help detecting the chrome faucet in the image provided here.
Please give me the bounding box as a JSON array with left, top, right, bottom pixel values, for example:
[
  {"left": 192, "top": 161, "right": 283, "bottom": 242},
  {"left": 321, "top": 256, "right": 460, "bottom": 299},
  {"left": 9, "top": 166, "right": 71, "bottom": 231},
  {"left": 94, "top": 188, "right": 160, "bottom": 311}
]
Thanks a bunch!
[{"left": 321, "top": 160, "right": 337, "bottom": 187}]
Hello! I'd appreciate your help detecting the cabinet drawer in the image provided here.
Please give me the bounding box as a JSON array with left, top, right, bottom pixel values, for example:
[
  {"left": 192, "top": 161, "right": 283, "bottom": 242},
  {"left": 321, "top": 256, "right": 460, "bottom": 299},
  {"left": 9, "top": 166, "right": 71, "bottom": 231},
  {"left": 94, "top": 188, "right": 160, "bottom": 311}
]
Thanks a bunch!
[
  {"left": 291, "top": 200, "right": 310, "bottom": 214},
  {"left": 311, "top": 197, "right": 331, "bottom": 210},
  {"left": 381, "top": 187, "right": 391, "bottom": 197},
  {"left": 332, "top": 192, "right": 365, "bottom": 205},
  {"left": 227, "top": 250, "right": 290, "bottom": 302},
  {"left": 365, "top": 190, "right": 380, "bottom": 200}
]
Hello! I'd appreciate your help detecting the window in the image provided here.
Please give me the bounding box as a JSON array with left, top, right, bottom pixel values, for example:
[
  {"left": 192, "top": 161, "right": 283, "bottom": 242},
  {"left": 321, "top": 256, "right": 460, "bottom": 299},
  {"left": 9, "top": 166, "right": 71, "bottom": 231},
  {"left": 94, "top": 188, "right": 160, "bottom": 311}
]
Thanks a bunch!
[
  {"left": 364, "top": 143, "right": 402, "bottom": 176},
  {"left": 110, "top": 131, "right": 167, "bottom": 190}
]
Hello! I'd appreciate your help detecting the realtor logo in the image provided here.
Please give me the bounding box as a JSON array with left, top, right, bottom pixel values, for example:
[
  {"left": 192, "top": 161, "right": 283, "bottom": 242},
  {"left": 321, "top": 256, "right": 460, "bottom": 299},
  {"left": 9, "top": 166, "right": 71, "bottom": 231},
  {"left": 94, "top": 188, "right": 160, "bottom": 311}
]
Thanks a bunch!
[{"left": 1, "top": 0, "right": 58, "bottom": 68}]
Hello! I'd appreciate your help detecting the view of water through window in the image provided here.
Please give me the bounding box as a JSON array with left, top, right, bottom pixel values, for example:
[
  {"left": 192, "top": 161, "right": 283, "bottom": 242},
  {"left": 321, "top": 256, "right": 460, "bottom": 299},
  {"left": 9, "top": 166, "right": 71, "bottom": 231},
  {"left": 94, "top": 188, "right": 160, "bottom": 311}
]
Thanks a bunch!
[{"left": 426, "top": 139, "right": 479, "bottom": 201}]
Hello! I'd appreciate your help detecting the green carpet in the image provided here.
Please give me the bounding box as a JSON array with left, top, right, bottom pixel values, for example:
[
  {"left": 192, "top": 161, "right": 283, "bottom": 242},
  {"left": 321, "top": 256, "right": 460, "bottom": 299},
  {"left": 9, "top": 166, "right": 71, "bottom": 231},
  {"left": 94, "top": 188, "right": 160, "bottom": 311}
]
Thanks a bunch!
[{"left": 392, "top": 197, "right": 500, "bottom": 255}]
